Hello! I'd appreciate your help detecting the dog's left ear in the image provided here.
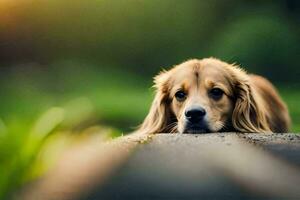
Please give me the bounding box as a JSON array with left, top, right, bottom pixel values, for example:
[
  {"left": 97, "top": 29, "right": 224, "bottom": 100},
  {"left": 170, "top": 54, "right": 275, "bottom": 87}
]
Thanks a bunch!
[
  {"left": 230, "top": 67, "right": 271, "bottom": 133},
  {"left": 136, "top": 70, "right": 172, "bottom": 134}
]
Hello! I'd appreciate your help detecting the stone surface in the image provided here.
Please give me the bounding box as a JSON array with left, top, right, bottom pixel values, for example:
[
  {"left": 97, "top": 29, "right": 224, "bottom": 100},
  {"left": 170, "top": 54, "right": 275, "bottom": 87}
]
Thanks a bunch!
[
  {"left": 19, "top": 133, "right": 300, "bottom": 200},
  {"left": 86, "top": 133, "right": 300, "bottom": 200},
  {"left": 240, "top": 133, "right": 300, "bottom": 165}
]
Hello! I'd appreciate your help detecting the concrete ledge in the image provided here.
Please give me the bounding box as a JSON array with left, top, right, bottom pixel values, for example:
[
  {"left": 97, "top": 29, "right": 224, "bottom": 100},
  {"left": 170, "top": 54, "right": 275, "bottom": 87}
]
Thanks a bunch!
[
  {"left": 240, "top": 133, "right": 300, "bottom": 165},
  {"left": 89, "top": 133, "right": 300, "bottom": 200},
  {"left": 20, "top": 133, "right": 300, "bottom": 200}
]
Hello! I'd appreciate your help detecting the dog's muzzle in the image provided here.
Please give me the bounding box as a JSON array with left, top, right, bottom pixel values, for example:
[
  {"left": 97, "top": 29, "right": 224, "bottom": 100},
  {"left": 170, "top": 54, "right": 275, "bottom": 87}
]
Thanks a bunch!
[{"left": 183, "top": 107, "right": 210, "bottom": 133}]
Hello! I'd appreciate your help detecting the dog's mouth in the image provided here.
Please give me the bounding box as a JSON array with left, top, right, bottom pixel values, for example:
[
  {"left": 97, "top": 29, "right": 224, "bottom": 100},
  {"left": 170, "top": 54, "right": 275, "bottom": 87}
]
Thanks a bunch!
[{"left": 183, "top": 123, "right": 211, "bottom": 134}]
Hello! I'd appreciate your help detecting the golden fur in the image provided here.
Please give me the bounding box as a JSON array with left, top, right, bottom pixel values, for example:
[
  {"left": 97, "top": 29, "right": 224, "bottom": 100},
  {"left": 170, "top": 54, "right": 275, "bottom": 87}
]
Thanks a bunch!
[{"left": 137, "top": 58, "right": 290, "bottom": 134}]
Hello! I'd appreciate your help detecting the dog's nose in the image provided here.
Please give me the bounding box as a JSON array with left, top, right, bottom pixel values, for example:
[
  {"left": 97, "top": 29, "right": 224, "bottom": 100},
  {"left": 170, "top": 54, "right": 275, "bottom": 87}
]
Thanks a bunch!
[{"left": 185, "top": 107, "right": 206, "bottom": 123}]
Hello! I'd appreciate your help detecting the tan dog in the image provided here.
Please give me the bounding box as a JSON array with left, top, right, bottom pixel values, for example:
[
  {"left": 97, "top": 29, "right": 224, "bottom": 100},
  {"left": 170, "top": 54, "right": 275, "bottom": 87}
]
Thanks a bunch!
[{"left": 137, "top": 58, "right": 290, "bottom": 134}]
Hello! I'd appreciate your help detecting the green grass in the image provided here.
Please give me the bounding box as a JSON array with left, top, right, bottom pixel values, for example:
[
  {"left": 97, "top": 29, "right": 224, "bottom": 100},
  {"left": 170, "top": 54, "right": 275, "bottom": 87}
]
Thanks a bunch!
[
  {"left": 278, "top": 87, "right": 300, "bottom": 132},
  {"left": 0, "top": 108, "right": 66, "bottom": 199},
  {"left": 0, "top": 61, "right": 153, "bottom": 132}
]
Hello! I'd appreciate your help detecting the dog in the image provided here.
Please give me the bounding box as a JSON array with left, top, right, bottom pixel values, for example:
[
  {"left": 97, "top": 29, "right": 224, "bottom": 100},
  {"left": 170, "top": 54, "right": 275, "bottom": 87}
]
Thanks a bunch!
[{"left": 137, "top": 58, "right": 290, "bottom": 134}]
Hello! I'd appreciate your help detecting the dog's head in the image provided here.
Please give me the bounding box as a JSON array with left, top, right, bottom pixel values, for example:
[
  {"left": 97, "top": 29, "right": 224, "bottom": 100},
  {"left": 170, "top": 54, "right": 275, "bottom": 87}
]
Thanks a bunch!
[{"left": 138, "top": 58, "right": 270, "bottom": 134}]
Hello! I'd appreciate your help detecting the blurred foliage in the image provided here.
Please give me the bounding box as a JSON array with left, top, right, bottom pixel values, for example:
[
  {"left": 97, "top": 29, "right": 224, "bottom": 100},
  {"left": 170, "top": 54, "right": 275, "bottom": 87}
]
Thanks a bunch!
[
  {"left": 0, "top": 99, "right": 120, "bottom": 199},
  {"left": 1, "top": 0, "right": 299, "bottom": 79},
  {"left": 0, "top": 0, "right": 299, "bottom": 198}
]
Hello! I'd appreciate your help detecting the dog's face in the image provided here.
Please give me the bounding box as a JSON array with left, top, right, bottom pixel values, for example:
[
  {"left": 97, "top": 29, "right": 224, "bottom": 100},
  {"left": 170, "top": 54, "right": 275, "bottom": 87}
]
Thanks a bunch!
[
  {"left": 169, "top": 59, "right": 234, "bottom": 133},
  {"left": 138, "top": 58, "right": 270, "bottom": 134}
]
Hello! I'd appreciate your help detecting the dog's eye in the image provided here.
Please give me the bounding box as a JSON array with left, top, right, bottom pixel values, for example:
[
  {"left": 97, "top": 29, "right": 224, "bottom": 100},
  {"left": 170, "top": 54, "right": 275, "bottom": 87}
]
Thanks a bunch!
[
  {"left": 209, "top": 88, "right": 224, "bottom": 100},
  {"left": 175, "top": 91, "right": 187, "bottom": 102}
]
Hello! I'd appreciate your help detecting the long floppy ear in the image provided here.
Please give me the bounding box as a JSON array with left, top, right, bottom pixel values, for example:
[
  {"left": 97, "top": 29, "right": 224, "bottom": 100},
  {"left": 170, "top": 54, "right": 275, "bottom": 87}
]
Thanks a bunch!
[
  {"left": 136, "top": 70, "right": 172, "bottom": 134},
  {"left": 230, "top": 66, "right": 271, "bottom": 133}
]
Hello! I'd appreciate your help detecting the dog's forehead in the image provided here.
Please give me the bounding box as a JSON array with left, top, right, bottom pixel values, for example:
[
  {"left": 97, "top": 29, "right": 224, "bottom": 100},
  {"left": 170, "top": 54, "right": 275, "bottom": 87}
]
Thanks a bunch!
[{"left": 172, "top": 59, "right": 230, "bottom": 84}]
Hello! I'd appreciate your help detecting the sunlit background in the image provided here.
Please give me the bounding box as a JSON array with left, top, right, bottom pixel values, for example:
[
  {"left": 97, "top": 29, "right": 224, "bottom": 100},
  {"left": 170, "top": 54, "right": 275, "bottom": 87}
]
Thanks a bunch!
[{"left": 0, "top": 0, "right": 299, "bottom": 198}]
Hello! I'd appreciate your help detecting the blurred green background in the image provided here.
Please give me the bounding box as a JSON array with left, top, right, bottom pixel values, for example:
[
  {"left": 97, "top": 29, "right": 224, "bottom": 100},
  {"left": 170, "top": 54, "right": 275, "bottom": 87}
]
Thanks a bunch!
[{"left": 0, "top": 0, "right": 299, "bottom": 198}]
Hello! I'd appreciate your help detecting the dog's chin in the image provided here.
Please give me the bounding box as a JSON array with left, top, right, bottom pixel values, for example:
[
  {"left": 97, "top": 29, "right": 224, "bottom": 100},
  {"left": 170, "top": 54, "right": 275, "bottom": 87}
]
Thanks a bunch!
[{"left": 182, "top": 124, "right": 211, "bottom": 134}]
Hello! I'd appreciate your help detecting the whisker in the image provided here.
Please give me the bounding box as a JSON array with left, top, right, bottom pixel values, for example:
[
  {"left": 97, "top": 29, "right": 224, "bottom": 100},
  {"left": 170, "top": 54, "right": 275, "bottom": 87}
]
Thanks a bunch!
[
  {"left": 164, "top": 122, "right": 176, "bottom": 130},
  {"left": 218, "top": 121, "right": 229, "bottom": 132},
  {"left": 164, "top": 122, "right": 178, "bottom": 133},
  {"left": 170, "top": 123, "right": 178, "bottom": 133}
]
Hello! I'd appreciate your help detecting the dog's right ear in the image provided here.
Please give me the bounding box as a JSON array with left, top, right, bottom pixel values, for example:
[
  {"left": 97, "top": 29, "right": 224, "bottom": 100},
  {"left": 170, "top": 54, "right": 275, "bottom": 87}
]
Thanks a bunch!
[{"left": 136, "top": 70, "right": 172, "bottom": 134}]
